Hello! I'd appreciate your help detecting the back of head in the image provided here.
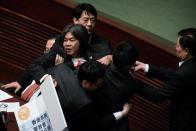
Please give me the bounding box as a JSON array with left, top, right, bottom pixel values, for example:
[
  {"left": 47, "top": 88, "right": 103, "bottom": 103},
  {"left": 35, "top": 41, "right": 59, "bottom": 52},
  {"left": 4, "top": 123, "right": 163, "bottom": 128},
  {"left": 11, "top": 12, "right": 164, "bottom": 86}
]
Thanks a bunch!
[
  {"left": 113, "top": 41, "right": 138, "bottom": 69},
  {"left": 78, "top": 60, "right": 105, "bottom": 83},
  {"left": 178, "top": 28, "right": 196, "bottom": 57},
  {"left": 73, "top": 3, "right": 97, "bottom": 19}
]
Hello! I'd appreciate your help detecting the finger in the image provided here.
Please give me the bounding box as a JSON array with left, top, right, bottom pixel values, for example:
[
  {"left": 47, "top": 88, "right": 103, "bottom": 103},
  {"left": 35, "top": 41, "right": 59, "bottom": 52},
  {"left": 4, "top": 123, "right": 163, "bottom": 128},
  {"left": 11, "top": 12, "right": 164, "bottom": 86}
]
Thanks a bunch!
[
  {"left": 54, "top": 82, "right": 57, "bottom": 87},
  {"left": 1, "top": 85, "right": 5, "bottom": 88},
  {"left": 15, "top": 87, "right": 20, "bottom": 93},
  {"left": 58, "top": 57, "right": 63, "bottom": 63},
  {"left": 134, "top": 68, "right": 138, "bottom": 72},
  {"left": 59, "top": 56, "right": 63, "bottom": 61},
  {"left": 4, "top": 86, "right": 15, "bottom": 89},
  {"left": 97, "top": 59, "right": 101, "bottom": 62},
  {"left": 53, "top": 79, "right": 57, "bottom": 87},
  {"left": 1, "top": 84, "right": 11, "bottom": 89},
  {"left": 135, "top": 61, "right": 139, "bottom": 65},
  {"left": 134, "top": 66, "right": 141, "bottom": 72},
  {"left": 1, "top": 84, "right": 6, "bottom": 88}
]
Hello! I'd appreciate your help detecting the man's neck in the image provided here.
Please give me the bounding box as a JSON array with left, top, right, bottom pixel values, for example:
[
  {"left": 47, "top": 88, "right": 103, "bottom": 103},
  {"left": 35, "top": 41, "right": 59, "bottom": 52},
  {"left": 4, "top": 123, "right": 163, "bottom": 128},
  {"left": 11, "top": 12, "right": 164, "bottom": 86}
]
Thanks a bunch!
[
  {"left": 182, "top": 55, "right": 192, "bottom": 61},
  {"left": 179, "top": 55, "right": 193, "bottom": 67}
]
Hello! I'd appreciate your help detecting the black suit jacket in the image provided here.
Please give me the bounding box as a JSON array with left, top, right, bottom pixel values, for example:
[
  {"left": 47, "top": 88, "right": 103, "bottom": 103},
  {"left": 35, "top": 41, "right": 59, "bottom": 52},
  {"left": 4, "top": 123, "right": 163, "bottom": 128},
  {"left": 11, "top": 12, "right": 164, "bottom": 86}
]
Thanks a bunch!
[
  {"left": 143, "top": 57, "right": 196, "bottom": 131},
  {"left": 90, "top": 63, "right": 139, "bottom": 131},
  {"left": 103, "top": 64, "right": 138, "bottom": 112},
  {"left": 88, "top": 33, "right": 112, "bottom": 59},
  {"left": 51, "top": 63, "right": 116, "bottom": 131}
]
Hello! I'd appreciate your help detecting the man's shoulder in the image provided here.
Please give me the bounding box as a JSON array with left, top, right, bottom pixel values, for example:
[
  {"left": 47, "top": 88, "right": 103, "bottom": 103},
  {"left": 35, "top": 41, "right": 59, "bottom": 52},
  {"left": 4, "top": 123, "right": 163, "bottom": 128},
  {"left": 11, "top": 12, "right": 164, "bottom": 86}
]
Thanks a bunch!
[{"left": 91, "top": 33, "right": 109, "bottom": 44}]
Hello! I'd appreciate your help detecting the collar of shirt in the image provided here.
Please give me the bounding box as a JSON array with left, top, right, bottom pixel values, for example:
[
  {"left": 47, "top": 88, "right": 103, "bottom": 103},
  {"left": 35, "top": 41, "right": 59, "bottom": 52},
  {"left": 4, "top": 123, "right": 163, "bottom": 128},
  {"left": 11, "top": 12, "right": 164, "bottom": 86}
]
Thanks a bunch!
[
  {"left": 72, "top": 58, "right": 86, "bottom": 67},
  {"left": 178, "top": 61, "right": 184, "bottom": 67}
]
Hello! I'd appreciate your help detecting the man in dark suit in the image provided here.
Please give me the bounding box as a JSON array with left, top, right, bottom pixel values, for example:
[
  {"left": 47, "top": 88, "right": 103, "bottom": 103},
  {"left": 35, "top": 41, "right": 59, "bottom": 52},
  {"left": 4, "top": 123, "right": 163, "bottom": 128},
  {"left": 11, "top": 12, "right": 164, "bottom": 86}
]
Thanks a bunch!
[
  {"left": 73, "top": 3, "right": 112, "bottom": 65},
  {"left": 84, "top": 41, "right": 140, "bottom": 131},
  {"left": 134, "top": 28, "right": 196, "bottom": 131}
]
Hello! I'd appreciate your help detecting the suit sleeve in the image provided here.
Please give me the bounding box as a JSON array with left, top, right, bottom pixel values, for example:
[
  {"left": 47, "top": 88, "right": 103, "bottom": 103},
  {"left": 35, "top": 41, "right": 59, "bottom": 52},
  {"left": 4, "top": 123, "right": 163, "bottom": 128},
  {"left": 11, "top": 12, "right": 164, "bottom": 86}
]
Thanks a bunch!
[
  {"left": 146, "top": 65, "right": 175, "bottom": 81},
  {"left": 89, "top": 34, "right": 112, "bottom": 60},
  {"left": 26, "top": 42, "right": 65, "bottom": 82},
  {"left": 137, "top": 71, "right": 183, "bottom": 102},
  {"left": 17, "top": 69, "right": 34, "bottom": 91}
]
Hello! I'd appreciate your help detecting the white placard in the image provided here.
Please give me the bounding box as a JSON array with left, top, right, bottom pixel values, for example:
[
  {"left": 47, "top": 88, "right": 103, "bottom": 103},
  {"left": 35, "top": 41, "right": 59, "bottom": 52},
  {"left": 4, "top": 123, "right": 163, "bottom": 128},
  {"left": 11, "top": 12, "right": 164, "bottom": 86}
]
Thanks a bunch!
[
  {"left": 14, "top": 75, "right": 68, "bottom": 131},
  {"left": 0, "top": 102, "right": 19, "bottom": 112},
  {"left": 0, "top": 90, "right": 13, "bottom": 101}
]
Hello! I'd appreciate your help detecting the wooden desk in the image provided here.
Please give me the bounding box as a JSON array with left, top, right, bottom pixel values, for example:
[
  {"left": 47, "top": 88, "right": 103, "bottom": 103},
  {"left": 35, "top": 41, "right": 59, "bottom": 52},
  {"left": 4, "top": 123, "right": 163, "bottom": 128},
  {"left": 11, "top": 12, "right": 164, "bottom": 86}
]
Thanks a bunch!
[{"left": 0, "top": 89, "right": 26, "bottom": 131}]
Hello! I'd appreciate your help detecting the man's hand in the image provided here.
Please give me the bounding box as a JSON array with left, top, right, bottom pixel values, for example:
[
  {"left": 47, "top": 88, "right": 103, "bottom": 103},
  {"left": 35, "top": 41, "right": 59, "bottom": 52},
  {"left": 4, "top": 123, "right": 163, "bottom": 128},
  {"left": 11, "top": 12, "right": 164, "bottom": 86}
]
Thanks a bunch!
[
  {"left": 121, "top": 103, "right": 132, "bottom": 117},
  {"left": 55, "top": 54, "right": 64, "bottom": 65},
  {"left": 134, "top": 61, "right": 146, "bottom": 72},
  {"left": 97, "top": 55, "right": 112, "bottom": 65},
  {"left": 1, "top": 81, "right": 21, "bottom": 93}
]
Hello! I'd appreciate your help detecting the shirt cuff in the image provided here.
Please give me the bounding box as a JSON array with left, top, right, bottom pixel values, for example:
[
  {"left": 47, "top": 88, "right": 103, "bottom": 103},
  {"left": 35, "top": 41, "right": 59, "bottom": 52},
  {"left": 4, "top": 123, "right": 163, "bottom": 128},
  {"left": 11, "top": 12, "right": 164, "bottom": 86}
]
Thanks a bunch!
[
  {"left": 144, "top": 64, "right": 149, "bottom": 73},
  {"left": 113, "top": 111, "right": 123, "bottom": 121}
]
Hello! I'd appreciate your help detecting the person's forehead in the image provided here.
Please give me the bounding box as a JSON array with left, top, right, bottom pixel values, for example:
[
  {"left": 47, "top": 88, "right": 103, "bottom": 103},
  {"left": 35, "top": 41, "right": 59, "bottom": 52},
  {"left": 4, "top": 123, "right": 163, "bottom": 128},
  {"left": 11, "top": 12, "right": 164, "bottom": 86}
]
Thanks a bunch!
[
  {"left": 80, "top": 11, "right": 96, "bottom": 18},
  {"left": 177, "top": 37, "right": 180, "bottom": 42},
  {"left": 65, "top": 32, "right": 75, "bottom": 39},
  {"left": 176, "top": 37, "right": 183, "bottom": 48},
  {"left": 176, "top": 37, "right": 180, "bottom": 44}
]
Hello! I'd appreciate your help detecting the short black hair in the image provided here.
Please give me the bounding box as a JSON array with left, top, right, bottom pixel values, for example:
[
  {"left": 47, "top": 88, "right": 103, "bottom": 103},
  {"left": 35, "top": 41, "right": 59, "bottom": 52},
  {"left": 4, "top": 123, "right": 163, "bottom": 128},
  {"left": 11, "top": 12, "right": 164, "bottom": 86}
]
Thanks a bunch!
[
  {"left": 78, "top": 60, "right": 105, "bottom": 83},
  {"left": 113, "top": 41, "right": 138, "bottom": 69},
  {"left": 73, "top": 3, "right": 97, "bottom": 19},
  {"left": 178, "top": 28, "right": 196, "bottom": 38},
  {"left": 178, "top": 28, "right": 196, "bottom": 56}
]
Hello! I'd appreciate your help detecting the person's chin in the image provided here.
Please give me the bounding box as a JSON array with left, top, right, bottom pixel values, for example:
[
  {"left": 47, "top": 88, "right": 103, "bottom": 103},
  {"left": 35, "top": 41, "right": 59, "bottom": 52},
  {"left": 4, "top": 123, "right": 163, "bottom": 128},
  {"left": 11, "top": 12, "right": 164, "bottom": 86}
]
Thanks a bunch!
[
  {"left": 86, "top": 28, "right": 92, "bottom": 34},
  {"left": 87, "top": 30, "right": 92, "bottom": 34},
  {"left": 66, "top": 52, "right": 73, "bottom": 56}
]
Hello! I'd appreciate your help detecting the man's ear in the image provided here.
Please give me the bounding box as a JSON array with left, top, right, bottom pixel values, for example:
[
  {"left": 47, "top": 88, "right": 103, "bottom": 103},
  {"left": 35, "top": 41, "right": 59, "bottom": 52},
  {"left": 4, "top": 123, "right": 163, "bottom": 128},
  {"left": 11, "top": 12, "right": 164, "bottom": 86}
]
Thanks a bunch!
[
  {"left": 184, "top": 48, "right": 190, "bottom": 55},
  {"left": 184, "top": 48, "right": 193, "bottom": 58},
  {"left": 81, "top": 80, "right": 90, "bottom": 89},
  {"left": 73, "top": 17, "right": 78, "bottom": 24}
]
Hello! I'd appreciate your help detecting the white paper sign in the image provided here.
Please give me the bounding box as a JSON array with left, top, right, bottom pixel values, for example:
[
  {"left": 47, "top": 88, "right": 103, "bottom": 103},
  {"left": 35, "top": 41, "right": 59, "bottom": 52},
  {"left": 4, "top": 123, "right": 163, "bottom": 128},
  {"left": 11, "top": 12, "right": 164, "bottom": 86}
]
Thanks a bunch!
[
  {"left": 14, "top": 96, "right": 53, "bottom": 131},
  {"left": 0, "top": 102, "right": 19, "bottom": 112},
  {"left": 0, "top": 90, "right": 13, "bottom": 101},
  {"left": 14, "top": 75, "right": 68, "bottom": 131}
]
